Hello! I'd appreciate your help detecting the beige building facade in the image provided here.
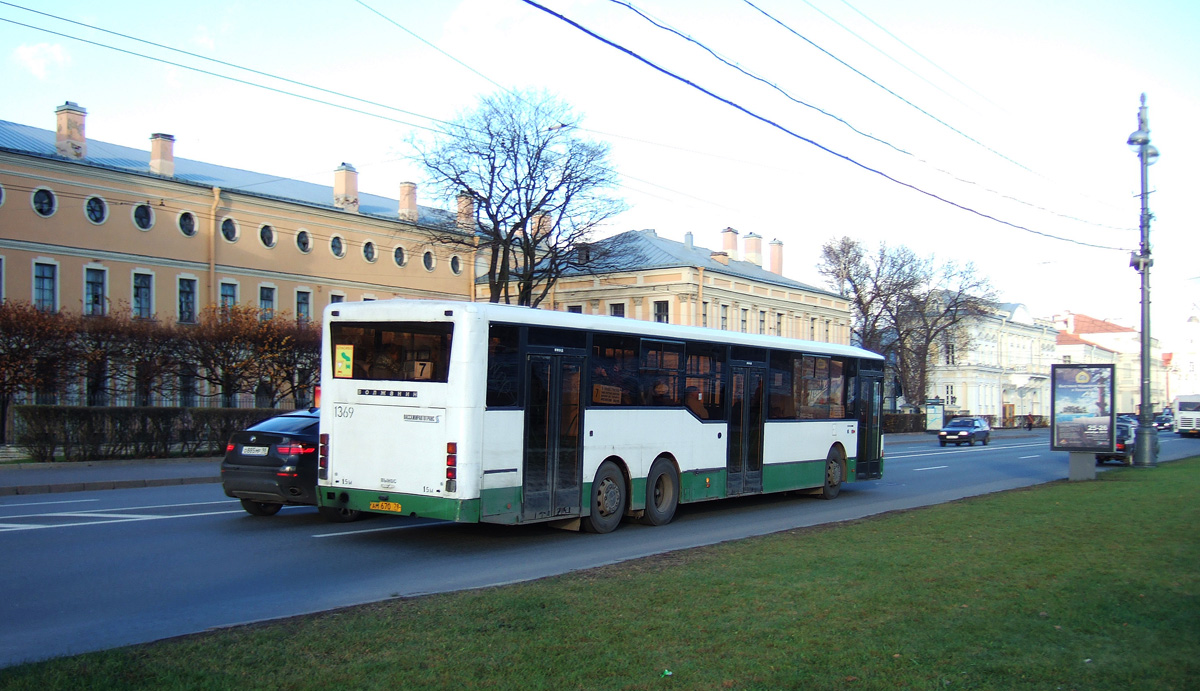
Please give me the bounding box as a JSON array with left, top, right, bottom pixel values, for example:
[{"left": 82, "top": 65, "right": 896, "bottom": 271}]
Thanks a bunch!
[
  {"left": 0, "top": 102, "right": 475, "bottom": 323},
  {"left": 927, "top": 303, "right": 1057, "bottom": 424},
  {"left": 534, "top": 227, "right": 851, "bottom": 344}
]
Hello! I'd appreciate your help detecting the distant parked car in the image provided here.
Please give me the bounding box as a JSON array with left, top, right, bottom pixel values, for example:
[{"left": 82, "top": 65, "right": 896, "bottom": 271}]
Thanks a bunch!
[
  {"left": 1096, "top": 421, "right": 1136, "bottom": 466},
  {"left": 221, "top": 408, "right": 362, "bottom": 522},
  {"left": 1153, "top": 415, "right": 1173, "bottom": 432},
  {"left": 938, "top": 417, "right": 991, "bottom": 447}
]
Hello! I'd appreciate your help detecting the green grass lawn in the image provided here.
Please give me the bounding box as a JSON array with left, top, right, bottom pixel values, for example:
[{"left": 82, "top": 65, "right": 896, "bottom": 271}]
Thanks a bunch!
[{"left": 4, "top": 460, "right": 1198, "bottom": 690}]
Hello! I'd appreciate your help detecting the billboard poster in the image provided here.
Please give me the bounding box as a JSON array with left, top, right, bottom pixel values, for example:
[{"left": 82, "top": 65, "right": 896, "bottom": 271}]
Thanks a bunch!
[{"left": 1050, "top": 364, "right": 1115, "bottom": 452}]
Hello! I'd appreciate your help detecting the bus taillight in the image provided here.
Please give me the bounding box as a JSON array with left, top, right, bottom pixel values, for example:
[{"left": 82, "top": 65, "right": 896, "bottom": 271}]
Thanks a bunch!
[
  {"left": 446, "top": 441, "right": 457, "bottom": 479},
  {"left": 318, "top": 433, "right": 330, "bottom": 480}
]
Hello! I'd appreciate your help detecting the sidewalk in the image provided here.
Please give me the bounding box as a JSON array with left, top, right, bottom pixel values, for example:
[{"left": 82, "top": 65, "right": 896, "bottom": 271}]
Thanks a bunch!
[{"left": 0, "top": 456, "right": 222, "bottom": 497}]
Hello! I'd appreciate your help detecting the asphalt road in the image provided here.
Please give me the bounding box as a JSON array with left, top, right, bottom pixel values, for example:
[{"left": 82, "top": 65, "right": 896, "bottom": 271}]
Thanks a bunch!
[{"left": 2, "top": 429, "right": 1196, "bottom": 668}]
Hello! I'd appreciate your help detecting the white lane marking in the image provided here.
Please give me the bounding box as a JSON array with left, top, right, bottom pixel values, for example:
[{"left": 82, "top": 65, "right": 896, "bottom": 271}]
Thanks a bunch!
[
  {"left": 0, "top": 498, "right": 101, "bottom": 508},
  {"left": 914, "top": 465, "right": 949, "bottom": 471},
  {"left": 1019, "top": 455, "right": 1040, "bottom": 459},
  {"left": 313, "top": 521, "right": 445, "bottom": 538},
  {"left": 0, "top": 509, "right": 245, "bottom": 532},
  {"left": 886, "top": 441, "right": 1047, "bottom": 459},
  {"left": 0, "top": 499, "right": 237, "bottom": 521}
]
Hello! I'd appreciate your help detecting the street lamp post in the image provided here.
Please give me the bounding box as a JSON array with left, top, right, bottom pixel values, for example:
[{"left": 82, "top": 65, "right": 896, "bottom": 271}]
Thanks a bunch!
[{"left": 1127, "top": 93, "right": 1159, "bottom": 467}]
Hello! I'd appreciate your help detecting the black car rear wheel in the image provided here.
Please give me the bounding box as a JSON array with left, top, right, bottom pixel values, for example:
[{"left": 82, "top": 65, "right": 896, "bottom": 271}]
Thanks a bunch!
[{"left": 240, "top": 499, "right": 282, "bottom": 516}]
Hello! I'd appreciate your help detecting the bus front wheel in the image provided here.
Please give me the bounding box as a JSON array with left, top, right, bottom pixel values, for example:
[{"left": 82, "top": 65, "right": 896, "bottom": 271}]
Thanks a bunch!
[
  {"left": 817, "top": 450, "right": 843, "bottom": 500},
  {"left": 640, "top": 458, "right": 679, "bottom": 526},
  {"left": 582, "top": 461, "right": 626, "bottom": 534}
]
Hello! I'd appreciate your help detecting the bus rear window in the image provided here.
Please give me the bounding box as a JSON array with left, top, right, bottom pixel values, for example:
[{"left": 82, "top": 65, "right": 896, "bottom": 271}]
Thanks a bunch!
[{"left": 331, "top": 322, "right": 453, "bottom": 382}]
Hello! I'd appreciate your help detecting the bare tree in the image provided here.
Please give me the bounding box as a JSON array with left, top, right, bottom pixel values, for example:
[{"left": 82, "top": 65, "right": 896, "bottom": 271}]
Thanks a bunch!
[
  {"left": 411, "top": 89, "right": 625, "bottom": 306},
  {"left": 0, "top": 302, "right": 76, "bottom": 443},
  {"left": 818, "top": 237, "right": 994, "bottom": 405}
]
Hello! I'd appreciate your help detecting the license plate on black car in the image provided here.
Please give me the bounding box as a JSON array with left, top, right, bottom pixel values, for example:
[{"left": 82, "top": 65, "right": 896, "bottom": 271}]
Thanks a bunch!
[{"left": 242, "top": 446, "right": 268, "bottom": 456}]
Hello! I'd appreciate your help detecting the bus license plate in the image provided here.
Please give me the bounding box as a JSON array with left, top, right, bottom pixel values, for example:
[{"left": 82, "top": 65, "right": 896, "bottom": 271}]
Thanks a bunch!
[
  {"left": 370, "top": 501, "right": 403, "bottom": 513},
  {"left": 242, "top": 446, "right": 269, "bottom": 456}
]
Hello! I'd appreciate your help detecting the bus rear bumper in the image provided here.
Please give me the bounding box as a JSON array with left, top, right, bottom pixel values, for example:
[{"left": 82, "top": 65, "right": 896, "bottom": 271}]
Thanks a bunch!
[{"left": 318, "top": 487, "right": 481, "bottom": 523}]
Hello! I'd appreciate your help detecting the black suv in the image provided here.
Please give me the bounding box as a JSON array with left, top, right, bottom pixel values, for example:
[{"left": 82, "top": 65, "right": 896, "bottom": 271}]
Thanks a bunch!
[{"left": 221, "top": 408, "right": 361, "bottom": 522}]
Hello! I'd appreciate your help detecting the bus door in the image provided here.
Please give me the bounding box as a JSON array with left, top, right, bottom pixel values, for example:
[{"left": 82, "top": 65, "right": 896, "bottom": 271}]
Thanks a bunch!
[
  {"left": 522, "top": 354, "right": 585, "bottom": 521},
  {"left": 727, "top": 365, "right": 766, "bottom": 496},
  {"left": 856, "top": 371, "right": 884, "bottom": 479}
]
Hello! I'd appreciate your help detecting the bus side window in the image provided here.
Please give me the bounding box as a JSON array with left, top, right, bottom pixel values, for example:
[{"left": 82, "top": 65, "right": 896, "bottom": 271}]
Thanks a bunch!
[{"left": 487, "top": 325, "right": 521, "bottom": 407}]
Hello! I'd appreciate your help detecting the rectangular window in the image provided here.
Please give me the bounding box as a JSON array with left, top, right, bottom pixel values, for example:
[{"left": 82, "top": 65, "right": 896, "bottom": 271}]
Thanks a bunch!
[
  {"left": 944, "top": 342, "right": 956, "bottom": 365},
  {"left": 296, "top": 290, "right": 311, "bottom": 323},
  {"left": 34, "top": 263, "right": 57, "bottom": 312},
  {"left": 684, "top": 341, "right": 724, "bottom": 419},
  {"left": 720, "top": 305, "right": 728, "bottom": 330},
  {"left": 740, "top": 309, "right": 748, "bottom": 333},
  {"left": 591, "top": 333, "right": 641, "bottom": 406},
  {"left": 178, "top": 278, "right": 197, "bottom": 323},
  {"left": 259, "top": 286, "right": 275, "bottom": 318},
  {"left": 330, "top": 321, "right": 454, "bottom": 382},
  {"left": 85, "top": 268, "right": 106, "bottom": 316},
  {"left": 653, "top": 300, "right": 669, "bottom": 324},
  {"left": 609, "top": 303, "right": 625, "bottom": 318},
  {"left": 133, "top": 273, "right": 153, "bottom": 319},
  {"left": 810, "top": 317, "right": 818, "bottom": 340},
  {"left": 220, "top": 283, "right": 237, "bottom": 309},
  {"left": 567, "top": 305, "right": 582, "bottom": 314},
  {"left": 486, "top": 324, "right": 521, "bottom": 407},
  {"left": 775, "top": 313, "right": 782, "bottom": 336},
  {"left": 330, "top": 294, "right": 345, "bottom": 304},
  {"left": 701, "top": 301, "right": 709, "bottom": 328},
  {"left": 759, "top": 310, "right": 766, "bottom": 335},
  {"left": 639, "top": 339, "right": 684, "bottom": 406}
]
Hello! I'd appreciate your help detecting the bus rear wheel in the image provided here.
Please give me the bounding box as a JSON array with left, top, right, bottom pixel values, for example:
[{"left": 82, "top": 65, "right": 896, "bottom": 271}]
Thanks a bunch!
[
  {"left": 640, "top": 458, "right": 679, "bottom": 526},
  {"left": 582, "top": 461, "right": 626, "bottom": 534},
  {"left": 817, "top": 449, "right": 843, "bottom": 500}
]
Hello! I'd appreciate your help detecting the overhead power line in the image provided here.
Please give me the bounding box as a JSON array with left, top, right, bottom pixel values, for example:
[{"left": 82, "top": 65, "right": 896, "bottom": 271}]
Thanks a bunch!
[
  {"left": 608, "top": 0, "right": 1125, "bottom": 232},
  {"left": 518, "top": 0, "right": 1129, "bottom": 252}
]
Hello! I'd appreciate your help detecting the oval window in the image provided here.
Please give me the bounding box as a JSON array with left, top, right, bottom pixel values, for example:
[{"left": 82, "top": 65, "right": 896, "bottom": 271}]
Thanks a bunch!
[
  {"left": 133, "top": 204, "right": 154, "bottom": 230},
  {"left": 86, "top": 196, "right": 107, "bottom": 224},
  {"left": 296, "top": 230, "right": 311, "bottom": 253},
  {"left": 221, "top": 218, "right": 238, "bottom": 242},
  {"left": 179, "top": 212, "right": 197, "bottom": 237},
  {"left": 450, "top": 255, "right": 462, "bottom": 275},
  {"left": 33, "top": 188, "right": 56, "bottom": 217},
  {"left": 260, "top": 224, "right": 276, "bottom": 248},
  {"left": 363, "top": 241, "right": 376, "bottom": 262},
  {"left": 423, "top": 251, "right": 435, "bottom": 271},
  {"left": 330, "top": 236, "right": 345, "bottom": 258},
  {"left": 393, "top": 246, "right": 406, "bottom": 267}
]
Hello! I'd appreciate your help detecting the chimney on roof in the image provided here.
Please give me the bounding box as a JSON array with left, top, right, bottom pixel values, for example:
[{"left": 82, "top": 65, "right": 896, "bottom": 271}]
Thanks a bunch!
[
  {"left": 398, "top": 181, "right": 418, "bottom": 223},
  {"left": 710, "top": 251, "right": 729, "bottom": 265},
  {"left": 744, "top": 232, "right": 763, "bottom": 266},
  {"left": 721, "top": 226, "right": 739, "bottom": 261},
  {"left": 456, "top": 192, "right": 474, "bottom": 230},
  {"left": 334, "top": 163, "right": 359, "bottom": 213},
  {"left": 149, "top": 133, "right": 175, "bottom": 176},
  {"left": 684, "top": 231, "right": 693, "bottom": 249},
  {"left": 769, "top": 238, "right": 783, "bottom": 274},
  {"left": 55, "top": 101, "right": 87, "bottom": 160}
]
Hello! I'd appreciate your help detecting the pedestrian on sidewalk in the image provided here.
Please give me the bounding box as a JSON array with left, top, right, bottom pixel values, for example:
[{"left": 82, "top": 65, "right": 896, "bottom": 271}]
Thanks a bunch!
[{"left": 1025, "top": 413, "right": 1034, "bottom": 431}]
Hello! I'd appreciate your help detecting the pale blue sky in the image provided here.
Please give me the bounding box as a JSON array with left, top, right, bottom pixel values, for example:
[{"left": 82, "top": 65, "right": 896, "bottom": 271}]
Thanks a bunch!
[{"left": 3, "top": 0, "right": 1198, "bottom": 343}]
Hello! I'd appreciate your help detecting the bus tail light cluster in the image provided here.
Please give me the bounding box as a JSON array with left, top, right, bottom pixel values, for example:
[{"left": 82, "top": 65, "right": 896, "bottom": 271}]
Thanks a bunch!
[
  {"left": 445, "top": 442, "right": 457, "bottom": 492},
  {"left": 318, "top": 433, "right": 330, "bottom": 481}
]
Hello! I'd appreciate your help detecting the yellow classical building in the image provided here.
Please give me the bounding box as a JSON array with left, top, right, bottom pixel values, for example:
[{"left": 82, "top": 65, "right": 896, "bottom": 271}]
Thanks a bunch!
[{"left": 0, "top": 102, "right": 475, "bottom": 321}]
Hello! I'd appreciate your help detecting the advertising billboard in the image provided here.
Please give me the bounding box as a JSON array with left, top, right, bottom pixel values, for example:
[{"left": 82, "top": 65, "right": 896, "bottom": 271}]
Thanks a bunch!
[{"left": 1050, "top": 364, "right": 1115, "bottom": 452}]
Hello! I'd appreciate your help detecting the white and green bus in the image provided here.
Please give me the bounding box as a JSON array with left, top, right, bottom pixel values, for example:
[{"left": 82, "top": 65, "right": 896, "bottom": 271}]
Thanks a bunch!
[{"left": 317, "top": 299, "right": 885, "bottom": 533}]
